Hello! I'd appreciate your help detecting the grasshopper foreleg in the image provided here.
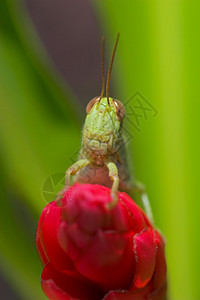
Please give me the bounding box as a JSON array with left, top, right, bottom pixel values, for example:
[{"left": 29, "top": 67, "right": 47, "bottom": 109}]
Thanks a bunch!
[
  {"left": 65, "top": 158, "right": 90, "bottom": 186},
  {"left": 56, "top": 158, "right": 90, "bottom": 202},
  {"left": 106, "top": 162, "right": 119, "bottom": 209}
]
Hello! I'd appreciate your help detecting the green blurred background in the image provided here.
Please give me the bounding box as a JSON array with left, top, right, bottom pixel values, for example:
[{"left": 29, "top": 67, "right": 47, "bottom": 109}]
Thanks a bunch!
[{"left": 1, "top": 0, "right": 200, "bottom": 299}]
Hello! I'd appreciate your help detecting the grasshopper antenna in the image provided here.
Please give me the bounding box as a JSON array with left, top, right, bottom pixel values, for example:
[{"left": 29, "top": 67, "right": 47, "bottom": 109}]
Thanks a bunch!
[
  {"left": 106, "top": 32, "right": 120, "bottom": 105},
  {"left": 99, "top": 36, "right": 105, "bottom": 102}
]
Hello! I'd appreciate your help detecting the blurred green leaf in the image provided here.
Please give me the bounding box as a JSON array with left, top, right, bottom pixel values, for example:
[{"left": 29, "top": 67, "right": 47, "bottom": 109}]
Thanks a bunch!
[
  {"left": 0, "top": 0, "right": 81, "bottom": 298},
  {"left": 0, "top": 159, "right": 46, "bottom": 300},
  {"left": 0, "top": 0, "right": 81, "bottom": 214}
]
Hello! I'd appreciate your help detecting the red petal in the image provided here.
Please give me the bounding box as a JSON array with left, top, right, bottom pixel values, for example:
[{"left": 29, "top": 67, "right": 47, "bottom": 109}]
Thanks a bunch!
[
  {"left": 78, "top": 201, "right": 105, "bottom": 233},
  {"left": 152, "top": 230, "right": 167, "bottom": 290},
  {"left": 61, "top": 186, "right": 80, "bottom": 223},
  {"left": 58, "top": 220, "right": 80, "bottom": 261},
  {"left": 75, "top": 230, "right": 134, "bottom": 291},
  {"left": 103, "top": 281, "right": 156, "bottom": 300},
  {"left": 40, "top": 201, "right": 74, "bottom": 271},
  {"left": 141, "top": 210, "right": 154, "bottom": 228},
  {"left": 119, "top": 193, "right": 146, "bottom": 234},
  {"left": 132, "top": 228, "right": 156, "bottom": 288},
  {"left": 66, "top": 222, "right": 92, "bottom": 249},
  {"left": 103, "top": 290, "right": 146, "bottom": 300},
  {"left": 78, "top": 188, "right": 129, "bottom": 233},
  {"left": 41, "top": 263, "right": 103, "bottom": 300},
  {"left": 147, "top": 284, "right": 167, "bottom": 300},
  {"left": 36, "top": 204, "right": 50, "bottom": 266}
]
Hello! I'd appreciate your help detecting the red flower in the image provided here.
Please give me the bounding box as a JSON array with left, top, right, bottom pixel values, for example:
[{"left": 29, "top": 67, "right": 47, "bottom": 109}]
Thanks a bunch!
[{"left": 36, "top": 184, "right": 167, "bottom": 300}]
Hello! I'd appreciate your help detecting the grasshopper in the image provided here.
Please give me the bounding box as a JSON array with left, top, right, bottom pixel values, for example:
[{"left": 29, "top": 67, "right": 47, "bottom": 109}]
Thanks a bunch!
[{"left": 58, "top": 34, "right": 153, "bottom": 219}]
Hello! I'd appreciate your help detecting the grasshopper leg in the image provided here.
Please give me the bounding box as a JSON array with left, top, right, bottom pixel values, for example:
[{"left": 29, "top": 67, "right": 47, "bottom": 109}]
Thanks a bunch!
[
  {"left": 65, "top": 158, "right": 90, "bottom": 186},
  {"left": 129, "top": 181, "right": 154, "bottom": 224},
  {"left": 56, "top": 158, "right": 90, "bottom": 202},
  {"left": 106, "top": 162, "right": 119, "bottom": 209}
]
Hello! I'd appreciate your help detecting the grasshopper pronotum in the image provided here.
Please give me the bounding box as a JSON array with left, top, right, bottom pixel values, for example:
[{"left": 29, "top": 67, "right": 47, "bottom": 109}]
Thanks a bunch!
[{"left": 58, "top": 34, "right": 153, "bottom": 219}]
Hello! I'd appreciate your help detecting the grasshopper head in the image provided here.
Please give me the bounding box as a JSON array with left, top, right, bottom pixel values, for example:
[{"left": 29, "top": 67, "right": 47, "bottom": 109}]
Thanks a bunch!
[
  {"left": 83, "top": 34, "right": 123, "bottom": 155},
  {"left": 83, "top": 96, "right": 125, "bottom": 155}
]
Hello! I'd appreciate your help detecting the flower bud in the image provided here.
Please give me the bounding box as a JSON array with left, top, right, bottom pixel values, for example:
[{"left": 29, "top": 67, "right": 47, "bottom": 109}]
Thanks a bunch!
[{"left": 36, "top": 184, "right": 167, "bottom": 300}]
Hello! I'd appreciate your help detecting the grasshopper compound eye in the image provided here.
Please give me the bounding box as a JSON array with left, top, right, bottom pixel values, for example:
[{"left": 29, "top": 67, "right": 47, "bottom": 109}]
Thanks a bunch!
[
  {"left": 86, "top": 97, "right": 100, "bottom": 114},
  {"left": 114, "top": 99, "right": 125, "bottom": 121}
]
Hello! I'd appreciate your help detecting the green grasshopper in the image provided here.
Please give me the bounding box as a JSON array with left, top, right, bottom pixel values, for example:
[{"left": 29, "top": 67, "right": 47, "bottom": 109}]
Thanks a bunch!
[{"left": 59, "top": 34, "right": 153, "bottom": 220}]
